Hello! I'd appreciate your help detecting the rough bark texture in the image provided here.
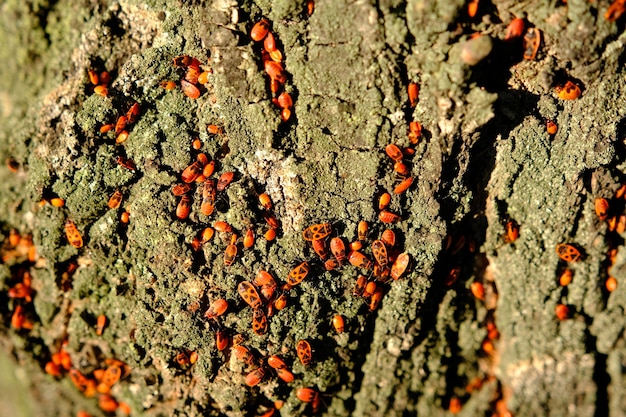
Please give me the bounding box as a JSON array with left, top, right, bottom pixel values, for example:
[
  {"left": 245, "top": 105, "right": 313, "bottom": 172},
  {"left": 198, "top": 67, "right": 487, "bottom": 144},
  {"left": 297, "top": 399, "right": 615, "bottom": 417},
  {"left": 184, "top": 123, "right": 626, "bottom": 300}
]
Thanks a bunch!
[{"left": 0, "top": 0, "right": 625, "bottom": 416}]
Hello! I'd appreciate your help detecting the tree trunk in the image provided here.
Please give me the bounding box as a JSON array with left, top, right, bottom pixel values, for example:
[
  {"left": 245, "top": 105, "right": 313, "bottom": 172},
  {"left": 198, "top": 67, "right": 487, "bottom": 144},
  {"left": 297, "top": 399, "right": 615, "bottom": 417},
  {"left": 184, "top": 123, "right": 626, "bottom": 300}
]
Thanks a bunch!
[{"left": 0, "top": 0, "right": 625, "bottom": 416}]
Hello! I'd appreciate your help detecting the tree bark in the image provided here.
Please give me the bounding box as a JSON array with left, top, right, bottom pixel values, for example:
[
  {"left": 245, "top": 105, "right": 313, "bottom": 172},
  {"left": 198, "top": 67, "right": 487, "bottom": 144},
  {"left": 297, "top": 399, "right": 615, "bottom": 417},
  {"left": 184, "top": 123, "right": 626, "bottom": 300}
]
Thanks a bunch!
[{"left": 0, "top": 0, "right": 625, "bottom": 416}]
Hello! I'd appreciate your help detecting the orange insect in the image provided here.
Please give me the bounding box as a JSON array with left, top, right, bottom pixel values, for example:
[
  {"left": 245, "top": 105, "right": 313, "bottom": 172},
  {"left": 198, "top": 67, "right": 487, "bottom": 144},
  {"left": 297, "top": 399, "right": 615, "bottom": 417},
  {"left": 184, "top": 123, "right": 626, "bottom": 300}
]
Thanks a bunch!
[
  {"left": 207, "top": 124, "right": 223, "bottom": 135},
  {"left": 116, "top": 156, "right": 136, "bottom": 171},
  {"left": 69, "top": 369, "right": 91, "bottom": 393},
  {"left": 286, "top": 261, "right": 310, "bottom": 287},
  {"left": 214, "top": 221, "right": 233, "bottom": 233},
  {"left": 348, "top": 251, "right": 372, "bottom": 269},
  {"left": 11, "top": 305, "right": 31, "bottom": 330},
  {"left": 379, "top": 210, "right": 400, "bottom": 223},
  {"left": 198, "top": 71, "right": 211, "bottom": 85},
  {"left": 199, "top": 227, "right": 214, "bottom": 244},
  {"left": 470, "top": 282, "right": 485, "bottom": 300},
  {"left": 251, "top": 18, "right": 271, "bottom": 41},
  {"left": 332, "top": 314, "right": 345, "bottom": 333},
  {"left": 98, "top": 394, "right": 118, "bottom": 412},
  {"left": 120, "top": 210, "right": 130, "bottom": 224},
  {"left": 555, "top": 243, "right": 581, "bottom": 262},
  {"left": 118, "top": 402, "right": 131, "bottom": 415},
  {"left": 238, "top": 281, "right": 262, "bottom": 309},
  {"left": 546, "top": 119, "right": 558, "bottom": 135},
  {"left": 263, "top": 228, "right": 276, "bottom": 242},
  {"left": 96, "top": 314, "right": 107, "bottom": 336},
  {"left": 50, "top": 197, "right": 65, "bottom": 207},
  {"left": 446, "top": 267, "right": 460, "bottom": 286},
  {"left": 252, "top": 308, "right": 268, "bottom": 335},
  {"left": 467, "top": 0, "right": 479, "bottom": 17},
  {"left": 394, "top": 161, "right": 410, "bottom": 177},
  {"left": 245, "top": 367, "right": 267, "bottom": 386},
  {"left": 99, "top": 70, "right": 110, "bottom": 83},
  {"left": 175, "top": 350, "right": 193, "bottom": 366},
  {"left": 555, "top": 80, "right": 581, "bottom": 100},
  {"left": 217, "top": 171, "right": 235, "bottom": 191},
  {"left": 258, "top": 193, "right": 272, "bottom": 210},
  {"left": 363, "top": 281, "right": 377, "bottom": 298},
  {"left": 276, "top": 368, "right": 294, "bottom": 383},
  {"left": 45, "top": 361, "right": 62, "bottom": 378},
  {"left": 173, "top": 55, "right": 199, "bottom": 68},
  {"left": 254, "top": 271, "right": 277, "bottom": 299},
  {"left": 172, "top": 183, "right": 191, "bottom": 196},
  {"left": 224, "top": 236, "right": 238, "bottom": 266},
  {"left": 369, "top": 288, "right": 383, "bottom": 311},
  {"left": 371, "top": 239, "right": 389, "bottom": 267},
  {"left": 605, "top": 0, "right": 626, "bottom": 22},
  {"left": 555, "top": 304, "right": 570, "bottom": 320},
  {"left": 176, "top": 195, "right": 192, "bottom": 220},
  {"left": 94, "top": 85, "right": 109, "bottom": 97},
  {"left": 108, "top": 190, "right": 123, "bottom": 209},
  {"left": 385, "top": 144, "right": 403, "bottom": 162},
  {"left": 180, "top": 79, "right": 200, "bottom": 99},
  {"left": 233, "top": 345, "right": 256, "bottom": 365},
  {"left": 324, "top": 259, "right": 339, "bottom": 271},
  {"left": 449, "top": 396, "right": 463, "bottom": 414},
  {"left": 274, "top": 293, "right": 287, "bottom": 310},
  {"left": 408, "top": 121, "right": 422, "bottom": 145},
  {"left": 277, "top": 92, "right": 293, "bottom": 109},
  {"left": 270, "top": 79, "right": 283, "bottom": 95},
  {"left": 330, "top": 237, "right": 346, "bottom": 263},
  {"left": 203, "top": 160, "right": 215, "bottom": 177},
  {"left": 306, "top": 0, "right": 315, "bottom": 15},
  {"left": 296, "top": 340, "right": 312, "bottom": 366},
  {"left": 505, "top": 220, "right": 519, "bottom": 243},
  {"left": 522, "top": 28, "right": 541, "bottom": 60},
  {"left": 160, "top": 80, "right": 176, "bottom": 90},
  {"left": 126, "top": 103, "right": 140, "bottom": 124},
  {"left": 381, "top": 229, "right": 395, "bottom": 247},
  {"left": 595, "top": 198, "right": 609, "bottom": 220},
  {"left": 115, "top": 131, "right": 129, "bottom": 144},
  {"left": 65, "top": 219, "right": 84, "bottom": 248},
  {"left": 505, "top": 18, "right": 525, "bottom": 40},
  {"left": 100, "top": 123, "right": 114, "bottom": 134},
  {"left": 87, "top": 69, "right": 99, "bottom": 85},
  {"left": 357, "top": 220, "right": 368, "bottom": 241},
  {"left": 115, "top": 116, "right": 127, "bottom": 135},
  {"left": 264, "top": 213, "right": 280, "bottom": 229},
  {"left": 353, "top": 275, "right": 367, "bottom": 297},
  {"left": 243, "top": 229, "right": 255, "bottom": 248},
  {"left": 8, "top": 228, "right": 20, "bottom": 247},
  {"left": 559, "top": 269, "right": 573, "bottom": 287},
  {"left": 379, "top": 193, "right": 391, "bottom": 210},
  {"left": 312, "top": 238, "right": 328, "bottom": 260},
  {"left": 201, "top": 179, "right": 216, "bottom": 216},
  {"left": 606, "top": 276, "right": 618, "bottom": 292},
  {"left": 185, "top": 66, "right": 200, "bottom": 84},
  {"left": 181, "top": 160, "right": 203, "bottom": 183},
  {"left": 296, "top": 387, "right": 319, "bottom": 403},
  {"left": 264, "top": 61, "right": 287, "bottom": 84},
  {"left": 390, "top": 252, "right": 410, "bottom": 280},
  {"left": 267, "top": 355, "right": 287, "bottom": 369},
  {"left": 394, "top": 177, "right": 413, "bottom": 194},
  {"left": 264, "top": 31, "right": 277, "bottom": 52},
  {"left": 350, "top": 241, "right": 362, "bottom": 251},
  {"left": 205, "top": 298, "right": 228, "bottom": 320},
  {"left": 216, "top": 329, "right": 229, "bottom": 351},
  {"left": 98, "top": 364, "right": 122, "bottom": 392},
  {"left": 302, "top": 223, "right": 332, "bottom": 241},
  {"left": 408, "top": 82, "right": 419, "bottom": 107},
  {"left": 192, "top": 138, "right": 202, "bottom": 150}
]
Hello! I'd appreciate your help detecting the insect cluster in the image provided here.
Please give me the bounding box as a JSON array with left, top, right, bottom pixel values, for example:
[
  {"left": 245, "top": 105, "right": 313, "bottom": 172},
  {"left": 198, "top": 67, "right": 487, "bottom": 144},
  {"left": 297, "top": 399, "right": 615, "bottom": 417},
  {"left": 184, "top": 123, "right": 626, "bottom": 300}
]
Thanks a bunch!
[
  {"left": 250, "top": 18, "right": 294, "bottom": 123},
  {"left": 3, "top": 229, "right": 39, "bottom": 331},
  {"left": 45, "top": 342, "right": 132, "bottom": 415}
]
